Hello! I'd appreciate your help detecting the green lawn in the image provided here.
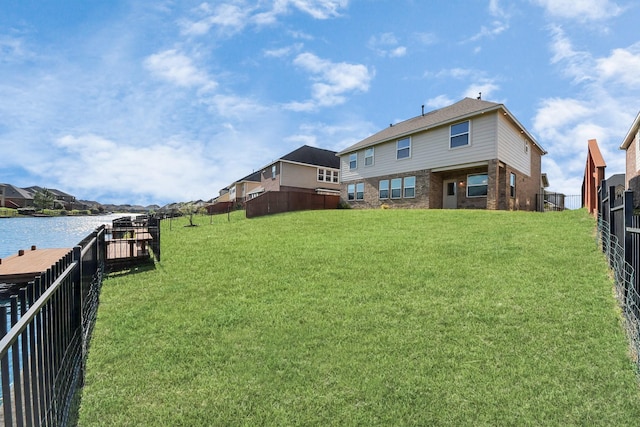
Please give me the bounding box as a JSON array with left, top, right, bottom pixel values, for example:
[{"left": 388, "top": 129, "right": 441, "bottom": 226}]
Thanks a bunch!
[{"left": 78, "top": 209, "right": 640, "bottom": 426}]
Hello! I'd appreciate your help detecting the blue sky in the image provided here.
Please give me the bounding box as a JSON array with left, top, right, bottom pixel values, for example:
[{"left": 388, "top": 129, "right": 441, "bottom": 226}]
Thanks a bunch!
[{"left": 1, "top": 0, "right": 639, "bottom": 206}]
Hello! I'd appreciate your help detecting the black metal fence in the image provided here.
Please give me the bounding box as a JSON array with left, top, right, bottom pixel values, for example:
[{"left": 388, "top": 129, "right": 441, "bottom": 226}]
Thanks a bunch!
[
  {"left": 0, "top": 225, "right": 106, "bottom": 426},
  {"left": 536, "top": 193, "right": 583, "bottom": 212},
  {"left": 598, "top": 184, "right": 640, "bottom": 372}
]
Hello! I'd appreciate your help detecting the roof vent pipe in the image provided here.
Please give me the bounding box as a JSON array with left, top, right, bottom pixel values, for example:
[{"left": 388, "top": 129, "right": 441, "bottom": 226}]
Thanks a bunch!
[{"left": 421, "top": 105, "right": 424, "bottom": 116}]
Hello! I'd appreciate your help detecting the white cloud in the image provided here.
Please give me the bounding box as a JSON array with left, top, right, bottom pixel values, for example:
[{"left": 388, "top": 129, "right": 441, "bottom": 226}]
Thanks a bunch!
[
  {"left": 463, "top": 82, "right": 499, "bottom": 100},
  {"left": 182, "top": 0, "right": 349, "bottom": 36},
  {"left": 548, "top": 26, "right": 594, "bottom": 83},
  {"left": 144, "top": 49, "right": 216, "bottom": 90},
  {"left": 180, "top": 3, "right": 250, "bottom": 36},
  {"left": 466, "top": 0, "right": 510, "bottom": 42},
  {"left": 368, "top": 33, "right": 407, "bottom": 58},
  {"left": 263, "top": 43, "right": 303, "bottom": 58},
  {"left": 285, "top": 52, "right": 373, "bottom": 110},
  {"left": 426, "top": 95, "right": 455, "bottom": 109},
  {"left": 0, "top": 35, "right": 32, "bottom": 63},
  {"left": 532, "top": 0, "right": 623, "bottom": 21},
  {"left": 596, "top": 43, "right": 640, "bottom": 88},
  {"left": 45, "top": 134, "right": 217, "bottom": 203}
]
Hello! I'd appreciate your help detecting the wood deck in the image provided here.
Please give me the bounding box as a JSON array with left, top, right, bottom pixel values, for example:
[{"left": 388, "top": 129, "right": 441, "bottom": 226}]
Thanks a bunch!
[{"left": 0, "top": 247, "right": 71, "bottom": 284}]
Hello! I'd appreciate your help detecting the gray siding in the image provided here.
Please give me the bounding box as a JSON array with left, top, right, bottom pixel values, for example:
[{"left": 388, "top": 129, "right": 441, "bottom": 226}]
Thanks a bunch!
[
  {"left": 496, "top": 114, "right": 531, "bottom": 176},
  {"left": 341, "top": 113, "right": 498, "bottom": 182}
]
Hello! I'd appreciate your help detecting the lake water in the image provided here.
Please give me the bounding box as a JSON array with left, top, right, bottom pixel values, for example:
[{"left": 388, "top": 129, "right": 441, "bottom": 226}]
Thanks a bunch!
[{"left": 0, "top": 213, "right": 133, "bottom": 259}]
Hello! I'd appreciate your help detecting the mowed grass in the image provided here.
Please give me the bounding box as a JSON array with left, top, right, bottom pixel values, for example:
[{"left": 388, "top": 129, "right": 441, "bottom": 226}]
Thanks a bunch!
[{"left": 78, "top": 209, "right": 640, "bottom": 426}]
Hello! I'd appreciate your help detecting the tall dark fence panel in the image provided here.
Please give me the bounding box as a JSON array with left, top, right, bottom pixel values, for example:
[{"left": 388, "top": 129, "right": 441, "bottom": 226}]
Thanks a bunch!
[
  {"left": 597, "top": 182, "right": 640, "bottom": 374},
  {"left": 0, "top": 226, "right": 106, "bottom": 426}
]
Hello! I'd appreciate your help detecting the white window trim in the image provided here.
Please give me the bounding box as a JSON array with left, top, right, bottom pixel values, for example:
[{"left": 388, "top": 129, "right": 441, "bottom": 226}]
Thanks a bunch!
[
  {"left": 349, "top": 153, "right": 357, "bottom": 170},
  {"left": 450, "top": 120, "right": 471, "bottom": 149},
  {"left": 467, "top": 173, "right": 488, "bottom": 198},
  {"left": 317, "top": 168, "right": 339, "bottom": 183},
  {"left": 355, "top": 182, "right": 365, "bottom": 201},
  {"left": 403, "top": 176, "right": 416, "bottom": 198},
  {"left": 510, "top": 173, "right": 516, "bottom": 198},
  {"left": 379, "top": 179, "right": 389, "bottom": 199},
  {"left": 396, "top": 137, "right": 411, "bottom": 160},
  {"left": 364, "top": 147, "right": 374, "bottom": 166},
  {"left": 347, "top": 183, "right": 355, "bottom": 201},
  {"left": 390, "top": 178, "right": 402, "bottom": 199}
]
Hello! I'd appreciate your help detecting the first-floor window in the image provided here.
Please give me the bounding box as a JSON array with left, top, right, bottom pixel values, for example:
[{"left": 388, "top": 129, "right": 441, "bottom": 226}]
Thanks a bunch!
[
  {"left": 467, "top": 173, "right": 488, "bottom": 197},
  {"left": 356, "top": 182, "right": 364, "bottom": 200},
  {"left": 379, "top": 180, "right": 389, "bottom": 199},
  {"left": 347, "top": 184, "right": 355, "bottom": 200},
  {"left": 510, "top": 173, "right": 516, "bottom": 198},
  {"left": 403, "top": 176, "right": 416, "bottom": 198},
  {"left": 391, "top": 178, "right": 402, "bottom": 199}
]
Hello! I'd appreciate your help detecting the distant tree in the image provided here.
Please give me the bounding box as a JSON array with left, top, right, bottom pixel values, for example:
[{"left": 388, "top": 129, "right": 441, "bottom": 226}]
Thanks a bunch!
[
  {"left": 33, "top": 188, "right": 55, "bottom": 211},
  {"left": 179, "top": 202, "right": 198, "bottom": 227}
]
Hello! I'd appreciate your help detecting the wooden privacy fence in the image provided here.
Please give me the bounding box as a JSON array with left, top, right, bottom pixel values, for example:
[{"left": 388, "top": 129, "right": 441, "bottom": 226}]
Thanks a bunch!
[
  {"left": 245, "top": 191, "right": 340, "bottom": 218},
  {"left": 0, "top": 225, "right": 106, "bottom": 426}
]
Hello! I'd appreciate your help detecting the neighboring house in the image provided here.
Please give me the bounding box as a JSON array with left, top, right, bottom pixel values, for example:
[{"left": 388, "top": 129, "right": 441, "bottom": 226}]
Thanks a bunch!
[
  {"left": 226, "top": 171, "right": 263, "bottom": 205},
  {"left": 0, "top": 184, "right": 34, "bottom": 208},
  {"left": 583, "top": 138, "right": 606, "bottom": 216},
  {"left": 605, "top": 174, "right": 626, "bottom": 199},
  {"left": 258, "top": 145, "right": 341, "bottom": 195},
  {"left": 336, "top": 97, "right": 547, "bottom": 210},
  {"left": 620, "top": 111, "right": 640, "bottom": 204}
]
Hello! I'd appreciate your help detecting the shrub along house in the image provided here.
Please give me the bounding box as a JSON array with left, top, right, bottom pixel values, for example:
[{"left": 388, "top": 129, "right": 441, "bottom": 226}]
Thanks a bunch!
[{"left": 336, "top": 97, "right": 547, "bottom": 210}]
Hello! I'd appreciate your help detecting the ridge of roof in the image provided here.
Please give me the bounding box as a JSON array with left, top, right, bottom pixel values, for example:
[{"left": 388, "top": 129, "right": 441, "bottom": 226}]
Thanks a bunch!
[
  {"left": 336, "top": 97, "right": 545, "bottom": 156},
  {"left": 587, "top": 138, "right": 606, "bottom": 168},
  {"left": 620, "top": 110, "right": 640, "bottom": 150}
]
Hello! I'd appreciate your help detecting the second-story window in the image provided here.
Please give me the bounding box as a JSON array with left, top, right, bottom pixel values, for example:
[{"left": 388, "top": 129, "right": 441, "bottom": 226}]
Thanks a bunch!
[
  {"left": 364, "top": 148, "right": 374, "bottom": 166},
  {"left": 397, "top": 137, "right": 411, "bottom": 159},
  {"left": 450, "top": 121, "right": 470, "bottom": 148},
  {"left": 349, "top": 153, "right": 357, "bottom": 170}
]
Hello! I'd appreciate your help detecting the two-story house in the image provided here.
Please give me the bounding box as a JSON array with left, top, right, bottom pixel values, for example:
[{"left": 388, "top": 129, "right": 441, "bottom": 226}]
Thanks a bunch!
[
  {"left": 337, "top": 98, "right": 547, "bottom": 210},
  {"left": 620, "top": 110, "right": 640, "bottom": 191},
  {"left": 258, "top": 145, "right": 341, "bottom": 196}
]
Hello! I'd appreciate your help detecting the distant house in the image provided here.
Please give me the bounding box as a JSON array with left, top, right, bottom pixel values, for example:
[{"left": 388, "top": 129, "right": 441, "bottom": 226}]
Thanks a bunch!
[
  {"left": 336, "top": 98, "right": 547, "bottom": 210},
  {"left": 0, "top": 184, "right": 34, "bottom": 208},
  {"left": 620, "top": 111, "right": 640, "bottom": 204},
  {"left": 583, "top": 139, "right": 606, "bottom": 216},
  {"left": 226, "top": 171, "right": 263, "bottom": 206},
  {"left": 258, "top": 145, "right": 341, "bottom": 196}
]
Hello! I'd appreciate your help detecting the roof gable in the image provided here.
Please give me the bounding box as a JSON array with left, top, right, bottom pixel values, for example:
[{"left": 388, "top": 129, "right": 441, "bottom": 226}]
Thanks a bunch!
[
  {"left": 337, "top": 97, "right": 544, "bottom": 155},
  {"left": 620, "top": 110, "right": 640, "bottom": 150}
]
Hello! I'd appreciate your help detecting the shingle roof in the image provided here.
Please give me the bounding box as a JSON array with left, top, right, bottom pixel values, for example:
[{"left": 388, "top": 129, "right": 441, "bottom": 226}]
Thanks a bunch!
[
  {"left": 0, "top": 184, "right": 33, "bottom": 200},
  {"left": 337, "top": 97, "right": 544, "bottom": 155},
  {"left": 280, "top": 145, "right": 339, "bottom": 169}
]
